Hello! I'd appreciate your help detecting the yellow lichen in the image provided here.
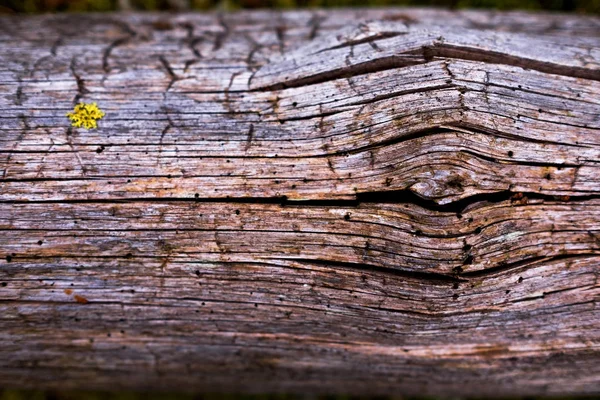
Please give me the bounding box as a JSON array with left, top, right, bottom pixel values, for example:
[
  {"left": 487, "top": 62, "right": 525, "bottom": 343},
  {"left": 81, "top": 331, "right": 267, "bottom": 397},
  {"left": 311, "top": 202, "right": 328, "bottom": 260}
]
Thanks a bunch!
[{"left": 66, "top": 102, "right": 105, "bottom": 129}]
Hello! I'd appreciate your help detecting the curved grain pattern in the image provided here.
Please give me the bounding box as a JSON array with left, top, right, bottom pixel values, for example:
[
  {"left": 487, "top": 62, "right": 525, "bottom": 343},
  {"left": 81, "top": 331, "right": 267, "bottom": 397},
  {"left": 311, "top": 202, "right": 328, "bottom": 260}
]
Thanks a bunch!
[{"left": 0, "top": 8, "right": 599, "bottom": 397}]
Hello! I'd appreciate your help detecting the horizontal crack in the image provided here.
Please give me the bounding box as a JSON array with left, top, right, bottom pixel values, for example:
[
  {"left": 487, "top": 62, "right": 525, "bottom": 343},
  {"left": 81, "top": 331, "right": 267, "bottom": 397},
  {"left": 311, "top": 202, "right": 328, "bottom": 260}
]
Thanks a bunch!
[
  {"left": 1, "top": 191, "right": 599, "bottom": 214},
  {"left": 288, "top": 258, "right": 467, "bottom": 284},
  {"left": 341, "top": 83, "right": 455, "bottom": 108},
  {"left": 315, "top": 31, "right": 407, "bottom": 53},
  {"left": 255, "top": 38, "right": 599, "bottom": 92},
  {"left": 418, "top": 43, "right": 600, "bottom": 82},
  {"left": 253, "top": 55, "right": 426, "bottom": 91},
  {"left": 460, "top": 254, "right": 600, "bottom": 278}
]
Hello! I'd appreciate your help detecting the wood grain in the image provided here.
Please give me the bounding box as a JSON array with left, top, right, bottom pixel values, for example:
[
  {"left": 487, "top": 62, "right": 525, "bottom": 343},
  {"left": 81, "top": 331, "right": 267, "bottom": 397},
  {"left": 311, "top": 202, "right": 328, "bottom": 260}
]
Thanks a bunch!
[{"left": 0, "top": 8, "right": 599, "bottom": 397}]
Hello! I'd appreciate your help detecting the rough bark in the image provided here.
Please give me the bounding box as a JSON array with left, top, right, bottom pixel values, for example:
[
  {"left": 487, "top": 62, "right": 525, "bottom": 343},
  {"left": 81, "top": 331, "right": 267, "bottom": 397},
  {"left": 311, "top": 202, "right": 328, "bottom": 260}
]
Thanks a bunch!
[{"left": 0, "top": 8, "right": 599, "bottom": 397}]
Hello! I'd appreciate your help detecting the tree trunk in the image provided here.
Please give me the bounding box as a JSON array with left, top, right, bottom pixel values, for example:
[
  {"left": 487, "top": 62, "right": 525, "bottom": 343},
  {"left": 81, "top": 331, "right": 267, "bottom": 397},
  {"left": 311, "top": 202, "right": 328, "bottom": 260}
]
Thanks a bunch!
[{"left": 1, "top": 8, "right": 599, "bottom": 397}]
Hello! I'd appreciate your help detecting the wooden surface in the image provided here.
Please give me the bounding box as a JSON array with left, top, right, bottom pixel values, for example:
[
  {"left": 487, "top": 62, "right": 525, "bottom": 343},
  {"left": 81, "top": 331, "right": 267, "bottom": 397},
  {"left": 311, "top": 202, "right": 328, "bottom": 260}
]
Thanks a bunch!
[{"left": 1, "top": 8, "right": 599, "bottom": 396}]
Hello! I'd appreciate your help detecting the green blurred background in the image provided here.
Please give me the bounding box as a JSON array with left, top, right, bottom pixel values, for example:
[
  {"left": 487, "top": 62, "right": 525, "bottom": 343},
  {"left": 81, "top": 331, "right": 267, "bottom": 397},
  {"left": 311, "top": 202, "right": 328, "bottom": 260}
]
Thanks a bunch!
[
  {"left": 0, "top": 391, "right": 366, "bottom": 400},
  {"left": 0, "top": 0, "right": 598, "bottom": 13},
  {"left": 2, "top": 390, "right": 599, "bottom": 400},
  {"left": 1, "top": 392, "right": 597, "bottom": 400}
]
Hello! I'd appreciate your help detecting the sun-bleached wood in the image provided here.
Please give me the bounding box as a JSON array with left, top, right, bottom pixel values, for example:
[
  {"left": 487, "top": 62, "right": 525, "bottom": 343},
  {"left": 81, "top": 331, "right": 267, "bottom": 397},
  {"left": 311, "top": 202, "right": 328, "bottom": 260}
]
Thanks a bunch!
[{"left": 0, "top": 8, "right": 599, "bottom": 397}]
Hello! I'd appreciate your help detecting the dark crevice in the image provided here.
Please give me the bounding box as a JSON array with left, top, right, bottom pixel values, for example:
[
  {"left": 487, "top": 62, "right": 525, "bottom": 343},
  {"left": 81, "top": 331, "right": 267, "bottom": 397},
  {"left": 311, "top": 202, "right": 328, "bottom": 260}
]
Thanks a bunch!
[
  {"left": 290, "top": 258, "right": 466, "bottom": 284},
  {"left": 1, "top": 191, "right": 599, "bottom": 215},
  {"left": 245, "top": 123, "right": 254, "bottom": 151},
  {"left": 359, "top": 190, "right": 600, "bottom": 213},
  {"left": 275, "top": 25, "right": 286, "bottom": 55},
  {"left": 461, "top": 254, "right": 600, "bottom": 278},
  {"left": 50, "top": 37, "right": 63, "bottom": 57},
  {"left": 28, "top": 56, "right": 51, "bottom": 80},
  {"left": 458, "top": 148, "right": 584, "bottom": 169},
  {"left": 289, "top": 190, "right": 600, "bottom": 214},
  {"left": 307, "top": 13, "right": 325, "bottom": 41},
  {"left": 180, "top": 22, "right": 203, "bottom": 61},
  {"left": 275, "top": 109, "right": 343, "bottom": 123},
  {"left": 158, "top": 55, "right": 179, "bottom": 93},
  {"left": 315, "top": 31, "right": 406, "bottom": 54},
  {"left": 341, "top": 83, "right": 455, "bottom": 108},
  {"left": 355, "top": 189, "right": 514, "bottom": 214},
  {"left": 328, "top": 125, "right": 459, "bottom": 157},
  {"left": 69, "top": 57, "right": 88, "bottom": 104},
  {"left": 510, "top": 284, "right": 596, "bottom": 305},
  {"left": 157, "top": 113, "right": 173, "bottom": 161},
  {"left": 2, "top": 115, "right": 28, "bottom": 179},
  {"left": 102, "top": 35, "right": 132, "bottom": 74},
  {"left": 272, "top": 113, "right": 590, "bottom": 163},
  {"left": 246, "top": 41, "right": 262, "bottom": 69},
  {"left": 418, "top": 43, "right": 600, "bottom": 82},
  {"left": 190, "top": 37, "right": 204, "bottom": 59},
  {"left": 254, "top": 40, "right": 598, "bottom": 92},
  {"left": 14, "top": 77, "right": 23, "bottom": 106},
  {"left": 253, "top": 55, "right": 426, "bottom": 91},
  {"left": 213, "top": 14, "right": 230, "bottom": 51},
  {"left": 444, "top": 121, "right": 591, "bottom": 148}
]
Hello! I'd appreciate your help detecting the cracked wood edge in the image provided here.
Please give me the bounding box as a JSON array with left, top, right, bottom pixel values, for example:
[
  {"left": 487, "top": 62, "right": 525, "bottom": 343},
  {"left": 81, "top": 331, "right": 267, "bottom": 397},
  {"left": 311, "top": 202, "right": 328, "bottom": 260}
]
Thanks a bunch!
[
  {"left": 1, "top": 200, "right": 600, "bottom": 275},
  {"left": 0, "top": 9, "right": 599, "bottom": 397},
  {"left": 250, "top": 19, "right": 600, "bottom": 89},
  {"left": 0, "top": 18, "right": 599, "bottom": 203}
]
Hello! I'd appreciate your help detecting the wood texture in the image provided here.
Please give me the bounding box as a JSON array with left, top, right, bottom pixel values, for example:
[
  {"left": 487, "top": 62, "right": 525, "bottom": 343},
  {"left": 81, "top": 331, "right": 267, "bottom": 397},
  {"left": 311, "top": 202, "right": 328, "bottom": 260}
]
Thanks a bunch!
[{"left": 0, "top": 8, "right": 599, "bottom": 397}]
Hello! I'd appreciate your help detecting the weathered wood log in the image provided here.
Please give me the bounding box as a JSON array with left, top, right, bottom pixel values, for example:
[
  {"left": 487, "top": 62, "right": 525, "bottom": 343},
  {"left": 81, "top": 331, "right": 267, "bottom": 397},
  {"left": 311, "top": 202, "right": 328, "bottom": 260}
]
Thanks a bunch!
[{"left": 1, "top": 8, "right": 599, "bottom": 397}]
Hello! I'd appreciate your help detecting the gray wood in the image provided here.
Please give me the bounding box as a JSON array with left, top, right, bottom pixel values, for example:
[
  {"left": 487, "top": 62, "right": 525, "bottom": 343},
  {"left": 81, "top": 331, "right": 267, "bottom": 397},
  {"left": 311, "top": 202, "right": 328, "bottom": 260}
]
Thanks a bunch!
[{"left": 0, "top": 8, "right": 599, "bottom": 397}]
